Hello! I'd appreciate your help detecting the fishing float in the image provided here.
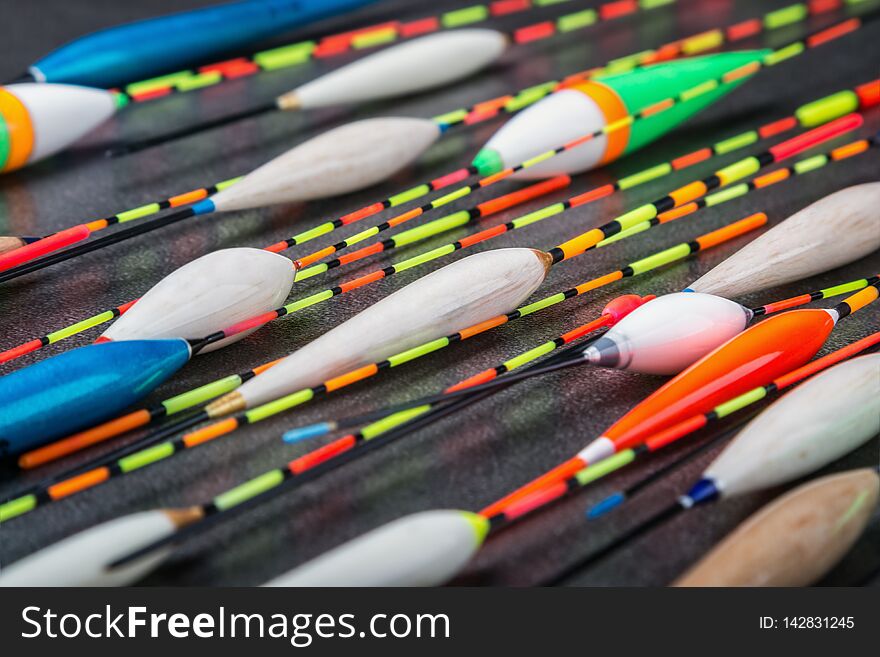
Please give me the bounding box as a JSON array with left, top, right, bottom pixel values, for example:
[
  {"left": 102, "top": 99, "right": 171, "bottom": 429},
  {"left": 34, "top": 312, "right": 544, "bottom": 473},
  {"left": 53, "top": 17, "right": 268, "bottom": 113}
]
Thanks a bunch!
[
  {"left": 0, "top": 46, "right": 776, "bottom": 280},
  {"left": 114, "top": 0, "right": 680, "bottom": 103},
  {"left": 11, "top": 137, "right": 873, "bottom": 475},
  {"left": 8, "top": 283, "right": 876, "bottom": 587},
  {"left": 0, "top": 83, "right": 125, "bottom": 177},
  {"left": 465, "top": 11, "right": 874, "bottom": 180},
  {"left": 0, "top": 5, "right": 863, "bottom": 257},
  {"left": 275, "top": 294, "right": 650, "bottom": 444},
  {"left": 673, "top": 467, "right": 880, "bottom": 587},
  {"left": 263, "top": 338, "right": 880, "bottom": 587},
  {"left": 545, "top": 351, "right": 880, "bottom": 584},
  {"left": 281, "top": 279, "right": 880, "bottom": 447},
  {"left": 0, "top": 213, "right": 767, "bottom": 518},
  {"left": 580, "top": 338, "right": 880, "bottom": 519},
  {"left": 109, "top": 29, "right": 511, "bottom": 156},
  {"left": 0, "top": 110, "right": 862, "bottom": 374},
  {"left": 10, "top": 0, "right": 379, "bottom": 88},
  {"left": 501, "top": 330, "right": 880, "bottom": 522},
  {"left": 480, "top": 280, "right": 880, "bottom": 520}
]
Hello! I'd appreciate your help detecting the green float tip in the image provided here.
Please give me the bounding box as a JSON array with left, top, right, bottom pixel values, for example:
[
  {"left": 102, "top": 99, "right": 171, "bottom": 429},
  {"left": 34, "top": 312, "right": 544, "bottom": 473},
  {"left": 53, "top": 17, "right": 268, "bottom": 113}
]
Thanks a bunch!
[
  {"left": 471, "top": 147, "right": 504, "bottom": 176},
  {"left": 464, "top": 511, "right": 491, "bottom": 544},
  {"left": 112, "top": 90, "right": 130, "bottom": 109}
]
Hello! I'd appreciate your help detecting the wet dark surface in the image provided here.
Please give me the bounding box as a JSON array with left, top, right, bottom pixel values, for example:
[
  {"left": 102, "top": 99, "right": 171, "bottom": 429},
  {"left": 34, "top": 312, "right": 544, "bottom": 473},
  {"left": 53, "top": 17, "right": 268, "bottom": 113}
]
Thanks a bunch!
[{"left": 0, "top": 0, "right": 877, "bottom": 586}]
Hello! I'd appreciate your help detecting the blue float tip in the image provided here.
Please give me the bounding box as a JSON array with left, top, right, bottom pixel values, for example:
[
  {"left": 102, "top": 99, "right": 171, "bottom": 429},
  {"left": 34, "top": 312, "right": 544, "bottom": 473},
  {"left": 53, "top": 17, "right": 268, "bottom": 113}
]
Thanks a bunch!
[
  {"left": 191, "top": 198, "right": 216, "bottom": 216},
  {"left": 682, "top": 287, "right": 695, "bottom": 293},
  {"left": 680, "top": 477, "right": 720, "bottom": 508},
  {"left": 586, "top": 492, "right": 626, "bottom": 519},
  {"left": 282, "top": 422, "right": 333, "bottom": 444}
]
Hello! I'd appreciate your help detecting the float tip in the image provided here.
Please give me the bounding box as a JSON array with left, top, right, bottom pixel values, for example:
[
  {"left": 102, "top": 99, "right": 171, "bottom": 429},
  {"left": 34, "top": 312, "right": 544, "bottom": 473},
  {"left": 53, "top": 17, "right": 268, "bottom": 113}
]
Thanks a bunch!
[{"left": 586, "top": 492, "right": 625, "bottom": 519}]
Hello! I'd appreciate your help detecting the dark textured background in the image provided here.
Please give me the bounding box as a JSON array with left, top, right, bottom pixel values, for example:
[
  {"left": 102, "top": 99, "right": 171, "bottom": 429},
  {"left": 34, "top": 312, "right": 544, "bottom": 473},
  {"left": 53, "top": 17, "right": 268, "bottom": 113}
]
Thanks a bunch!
[{"left": 0, "top": 0, "right": 877, "bottom": 587}]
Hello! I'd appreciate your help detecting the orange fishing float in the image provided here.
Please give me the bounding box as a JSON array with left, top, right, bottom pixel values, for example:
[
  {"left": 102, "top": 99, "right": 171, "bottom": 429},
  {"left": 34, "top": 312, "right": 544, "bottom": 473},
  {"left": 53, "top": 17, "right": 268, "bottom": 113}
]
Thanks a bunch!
[{"left": 480, "top": 282, "right": 880, "bottom": 518}]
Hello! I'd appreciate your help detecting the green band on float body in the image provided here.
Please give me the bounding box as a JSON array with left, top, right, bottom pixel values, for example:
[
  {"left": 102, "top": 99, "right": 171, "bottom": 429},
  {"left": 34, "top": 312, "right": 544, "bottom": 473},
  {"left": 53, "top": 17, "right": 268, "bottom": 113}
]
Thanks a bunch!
[
  {"left": 0, "top": 110, "right": 10, "bottom": 170},
  {"left": 597, "top": 50, "right": 769, "bottom": 155}
]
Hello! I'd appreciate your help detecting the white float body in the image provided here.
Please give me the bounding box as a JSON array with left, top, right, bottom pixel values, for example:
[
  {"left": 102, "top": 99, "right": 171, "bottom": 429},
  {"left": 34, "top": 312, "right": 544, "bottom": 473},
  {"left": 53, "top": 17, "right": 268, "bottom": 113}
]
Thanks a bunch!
[
  {"left": 688, "top": 183, "right": 880, "bottom": 297},
  {"left": 704, "top": 354, "right": 880, "bottom": 498},
  {"left": 236, "top": 248, "right": 550, "bottom": 407},
  {"left": 0, "top": 511, "right": 176, "bottom": 587},
  {"left": 3, "top": 83, "right": 118, "bottom": 166},
  {"left": 583, "top": 293, "right": 752, "bottom": 375},
  {"left": 208, "top": 117, "right": 441, "bottom": 211},
  {"left": 480, "top": 88, "right": 610, "bottom": 179},
  {"left": 287, "top": 30, "right": 508, "bottom": 109},
  {"left": 101, "top": 248, "right": 295, "bottom": 352},
  {"left": 265, "top": 510, "right": 487, "bottom": 587}
]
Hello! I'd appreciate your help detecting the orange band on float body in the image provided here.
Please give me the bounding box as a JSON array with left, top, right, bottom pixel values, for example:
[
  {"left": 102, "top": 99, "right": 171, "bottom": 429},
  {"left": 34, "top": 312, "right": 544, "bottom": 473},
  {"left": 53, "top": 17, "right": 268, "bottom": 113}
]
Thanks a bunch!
[
  {"left": 0, "top": 87, "right": 34, "bottom": 172},
  {"left": 569, "top": 80, "right": 630, "bottom": 165}
]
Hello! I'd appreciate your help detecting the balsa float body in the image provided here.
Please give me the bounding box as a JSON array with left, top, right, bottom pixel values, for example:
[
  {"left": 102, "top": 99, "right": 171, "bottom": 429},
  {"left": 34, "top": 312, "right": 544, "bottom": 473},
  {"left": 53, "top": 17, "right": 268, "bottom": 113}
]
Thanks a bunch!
[
  {"left": 279, "top": 30, "right": 507, "bottom": 111},
  {"left": 675, "top": 469, "right": 880, "bottom": 586},
  {"left": 474, "top": 51, "right": 768, "bottom": 179},
  {"left": 0, "top": 83, "right": 121, "bottom": 173},
  {"left": 688, "top": 182, "right": 880, "bottom": 297},
  {"left": 201, "top": 117, "right": 441, "bottom": 212},
  {"left": 211, "top": 248, "right": 550, "bottom": 412},
  {"left": 686, "top": 354, "right": 880, "bottom": 504},
  {"left": 124, "top": 30, "right": 509, "bottom": 152},
  {"left": 100, "top": 248, "right": 295, "bottom": 352}
]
